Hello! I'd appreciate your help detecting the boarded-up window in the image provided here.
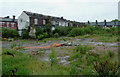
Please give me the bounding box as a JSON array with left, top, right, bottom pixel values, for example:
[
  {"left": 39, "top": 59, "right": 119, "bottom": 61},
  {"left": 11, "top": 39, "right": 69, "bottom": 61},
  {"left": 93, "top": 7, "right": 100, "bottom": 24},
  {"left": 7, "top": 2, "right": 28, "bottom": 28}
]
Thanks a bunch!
[
  {"left": 43, "top": 20, "right": 46, "bottom": 25},
  {"left": 34, "top": 19, "right": 38, "bottom": 24}
]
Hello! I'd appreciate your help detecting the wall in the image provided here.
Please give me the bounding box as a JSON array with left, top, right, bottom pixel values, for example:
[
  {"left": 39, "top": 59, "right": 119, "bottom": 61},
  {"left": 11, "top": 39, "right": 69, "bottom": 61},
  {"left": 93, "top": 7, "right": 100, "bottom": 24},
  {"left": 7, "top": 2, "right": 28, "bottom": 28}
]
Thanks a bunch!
[
  {"left": 0, "top": 21, "right": 17, "bottom": 29},
  {"left": 18, "top": 12, "right": 29, "bottom": 30}
]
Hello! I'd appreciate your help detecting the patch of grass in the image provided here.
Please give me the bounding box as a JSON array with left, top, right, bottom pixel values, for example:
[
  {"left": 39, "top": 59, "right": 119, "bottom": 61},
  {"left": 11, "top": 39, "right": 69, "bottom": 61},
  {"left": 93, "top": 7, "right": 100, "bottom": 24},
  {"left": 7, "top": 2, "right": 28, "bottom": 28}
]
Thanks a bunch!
[
  {"left": 108, "top": 51, "right": 115, "bottom": 58},
  {"left": 76, "top": 45, "right": 93, "bottom": 54},
  {"left": 10, "top": 42, "right": 17, "bottom": 48},
  {"left": 2, "top": 48, "right": 80, "bottom": 75},
  {"left": 89, "top": 34, "right": 118, "bottom": 42}
]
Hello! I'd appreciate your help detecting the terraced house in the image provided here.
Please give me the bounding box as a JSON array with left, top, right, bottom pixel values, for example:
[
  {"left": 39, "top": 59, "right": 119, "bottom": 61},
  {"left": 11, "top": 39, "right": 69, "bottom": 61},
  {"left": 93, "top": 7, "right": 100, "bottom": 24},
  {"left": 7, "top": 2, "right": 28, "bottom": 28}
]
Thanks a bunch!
[
  {"left": 18, "top": 11, "right": 85, "bottom": 36},
  {"left": 0, "top": 16, "right": 17, "bottom": 29},
  {"left": 85, "top": 20, "right": 120, "bottom": 29},
  {"left": 18, "top": 11, "right": 71, "bottom": 36}
]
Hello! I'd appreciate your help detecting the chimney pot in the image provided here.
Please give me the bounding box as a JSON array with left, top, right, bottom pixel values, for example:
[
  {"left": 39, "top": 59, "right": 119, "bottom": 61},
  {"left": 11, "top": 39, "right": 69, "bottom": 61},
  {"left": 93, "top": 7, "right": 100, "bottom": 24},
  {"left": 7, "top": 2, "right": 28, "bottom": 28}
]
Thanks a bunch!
[{"left": 61, "top": 16, "right": 63, "bottom": 19}]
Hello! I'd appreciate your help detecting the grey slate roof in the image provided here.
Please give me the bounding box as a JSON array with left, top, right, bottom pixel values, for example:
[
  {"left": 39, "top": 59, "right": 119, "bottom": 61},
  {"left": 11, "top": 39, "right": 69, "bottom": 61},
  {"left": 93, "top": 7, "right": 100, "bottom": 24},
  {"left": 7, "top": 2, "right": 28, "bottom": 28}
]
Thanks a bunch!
[
  {"left": 24, "top": 11, "right": 67, "bottom": 21},
  {"left": 0, "top": 17, "right": 17, "bottom": 22},
  {"left": 85, "top": 21, "right": 120, "bottom": 26}
]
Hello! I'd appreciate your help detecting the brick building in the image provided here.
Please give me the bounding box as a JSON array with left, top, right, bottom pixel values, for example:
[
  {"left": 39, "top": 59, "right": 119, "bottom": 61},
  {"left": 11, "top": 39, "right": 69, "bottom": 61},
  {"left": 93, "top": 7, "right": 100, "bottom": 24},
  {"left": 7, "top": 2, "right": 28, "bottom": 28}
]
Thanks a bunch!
[{"left": 0, "top": 16, "right": 18, "bottom": 30}]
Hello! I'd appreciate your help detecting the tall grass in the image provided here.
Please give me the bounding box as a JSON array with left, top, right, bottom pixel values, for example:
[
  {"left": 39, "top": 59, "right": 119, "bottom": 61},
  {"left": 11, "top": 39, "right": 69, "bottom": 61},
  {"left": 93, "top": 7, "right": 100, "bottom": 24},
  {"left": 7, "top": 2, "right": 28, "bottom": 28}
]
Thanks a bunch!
[
  {"left": 49, "top": 48, "right": 57, "bottom": 67},
  {"left": 2, "top": 48, "right": 80, "bottom": 75}
]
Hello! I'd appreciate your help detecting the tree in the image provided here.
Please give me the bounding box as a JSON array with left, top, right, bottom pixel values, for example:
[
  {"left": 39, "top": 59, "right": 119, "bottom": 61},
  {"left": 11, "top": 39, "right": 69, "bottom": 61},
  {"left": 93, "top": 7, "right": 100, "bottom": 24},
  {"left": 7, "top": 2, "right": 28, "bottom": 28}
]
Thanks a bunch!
[
  {"left": 111, "top": 19, "right": 119, "bottom": 26},
  {"left": 111, "top": 19, "right": 119, "bottom": 22}
]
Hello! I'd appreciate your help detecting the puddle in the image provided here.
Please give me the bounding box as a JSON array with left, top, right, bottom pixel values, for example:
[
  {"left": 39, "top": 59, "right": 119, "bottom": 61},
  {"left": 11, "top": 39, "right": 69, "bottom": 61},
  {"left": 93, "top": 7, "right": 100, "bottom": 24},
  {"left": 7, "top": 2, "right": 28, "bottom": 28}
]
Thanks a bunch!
[
  {"left": 39, "top": 55, "right": 70, "bottom": 64},
  {"left": 58, "top": 60, "right": 67, "bottom": 63},
  {"left": 57, "top": 56, "right": 69, "bottom": 59}
]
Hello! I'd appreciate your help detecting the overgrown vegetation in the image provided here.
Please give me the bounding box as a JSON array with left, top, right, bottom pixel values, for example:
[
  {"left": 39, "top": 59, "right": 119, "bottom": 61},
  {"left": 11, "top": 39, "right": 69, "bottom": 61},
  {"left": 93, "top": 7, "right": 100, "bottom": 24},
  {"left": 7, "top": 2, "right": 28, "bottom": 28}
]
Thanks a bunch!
[
  {"left": 21, "top": 29, "right": 30, "bottom": 39},
  {"left": 2, "top": 48, "right": 79, "bottom": 75},
  {"left": 49, "top": 48, "right": 57, "bottom": 67},
  {"left": 67, "top": 45, "right": 119, "bottom": 75},
  {"left": 2, "top": 27, "right": 19, "bottom": 38},
  {"left": 94, "top": 60, "right": 118, "bottom": 75}
]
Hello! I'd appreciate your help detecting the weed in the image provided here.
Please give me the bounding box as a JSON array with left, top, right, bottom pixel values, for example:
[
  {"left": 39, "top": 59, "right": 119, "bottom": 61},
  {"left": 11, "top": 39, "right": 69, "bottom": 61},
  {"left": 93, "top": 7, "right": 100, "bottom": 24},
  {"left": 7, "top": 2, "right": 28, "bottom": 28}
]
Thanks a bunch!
[
  {"left": 94, "top": 60, "right": 118, "bottom": 75},
  {"left": 49, "top": 48, "right": 57, "bottom": 67},
  {"left": 10, "top": 42, "right": 17, "bottom": 49},
  {"left": 108, "top": 51, "right": 115, "bottom": 58},
  {"left": 76, "top": 45, "right": 91, "bottom": 54}
]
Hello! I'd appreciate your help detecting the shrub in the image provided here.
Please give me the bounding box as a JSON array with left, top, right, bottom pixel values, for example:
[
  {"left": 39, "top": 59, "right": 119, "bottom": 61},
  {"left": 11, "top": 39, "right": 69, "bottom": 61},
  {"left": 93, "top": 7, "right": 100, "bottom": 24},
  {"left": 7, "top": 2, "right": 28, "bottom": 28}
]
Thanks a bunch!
[
  {"left": 2, "top": 28, "right": 19, "bottom": 38},
  {"left": 68, "top": 28, "right": 85, "bottom": 37},
  {"left": 43, "top": 32, "right": 48, "bottom": 38},
  {"left": 35, "top": 27, "right": 43, "bottom": 38},
  {"left": 21, "top": 29, "right": 29, "bottom": 39},
  {"left": 54, "top": 27, "right": 73, "bottom": 36},
  {"left": 54, "top": 33, "right": 59, "bottom": 38},
  {"left": 84, "top": 27, "right": 92, "bottom": 34},
  {"left": 45, "top": 24, "right": 52, "bottom": 37},
  {"left": 37, "top": 34, "right": 44, "bottom": 40}
]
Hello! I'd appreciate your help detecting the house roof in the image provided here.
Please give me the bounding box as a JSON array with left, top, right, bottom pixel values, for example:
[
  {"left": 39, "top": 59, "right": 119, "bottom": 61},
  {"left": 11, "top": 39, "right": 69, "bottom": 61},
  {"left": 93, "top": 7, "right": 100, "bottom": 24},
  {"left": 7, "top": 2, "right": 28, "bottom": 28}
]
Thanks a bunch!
[
  {"left": 23, "top": 11, "right": 67, "bottom": 21},
  {"left": 0, "top": 17, "right": 17, "bottom": 22},
  {"left": 85, "top": 21, "right": 120, "bottom": 26}
]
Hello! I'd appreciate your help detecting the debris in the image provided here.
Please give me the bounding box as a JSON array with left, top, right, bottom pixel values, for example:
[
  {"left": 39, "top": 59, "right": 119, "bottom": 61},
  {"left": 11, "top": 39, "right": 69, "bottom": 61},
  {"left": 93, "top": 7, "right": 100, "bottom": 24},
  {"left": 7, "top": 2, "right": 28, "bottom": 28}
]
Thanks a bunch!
[
  {"left": 4, "top": 51, "right": 14, "bottom": 57},
  {"left": 8, "top": 38, "right": 14, "bottom": 42}
]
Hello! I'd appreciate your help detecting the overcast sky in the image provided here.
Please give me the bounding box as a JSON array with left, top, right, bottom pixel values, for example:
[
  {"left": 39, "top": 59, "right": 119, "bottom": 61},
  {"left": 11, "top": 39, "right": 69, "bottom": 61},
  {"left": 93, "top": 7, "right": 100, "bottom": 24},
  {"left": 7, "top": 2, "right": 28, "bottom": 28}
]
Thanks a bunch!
[{"left": 0, "top": 0, "right": 119, "bottom": 22}]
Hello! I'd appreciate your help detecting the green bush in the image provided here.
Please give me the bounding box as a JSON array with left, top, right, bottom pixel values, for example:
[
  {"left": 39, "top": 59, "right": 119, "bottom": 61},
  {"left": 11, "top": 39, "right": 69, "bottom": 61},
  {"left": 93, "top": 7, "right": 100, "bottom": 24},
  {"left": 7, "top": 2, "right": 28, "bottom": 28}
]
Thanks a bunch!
[
  {"left": 68, "top": 28, "right": 85, "bottom": 37},
  {"left": 21, "top": 29, "right": 29, "bottom": 39},
  {"left": 35, "top": 27, "right": 43, "bottom": 38},
  {"left": 54, "top": 27, "right": 73, "bottom": 36},
  {"left": 37, "top": 34, "right": 44, "bottom": 40},
  {"left": 2, "top": 28, "right": 19, "bottom": 38},
  {"left": 35, "top": 25, "right": 52, "bottom": 39},
  {"left": 54, "top": 33, "right": 59, "bottom": 38}
]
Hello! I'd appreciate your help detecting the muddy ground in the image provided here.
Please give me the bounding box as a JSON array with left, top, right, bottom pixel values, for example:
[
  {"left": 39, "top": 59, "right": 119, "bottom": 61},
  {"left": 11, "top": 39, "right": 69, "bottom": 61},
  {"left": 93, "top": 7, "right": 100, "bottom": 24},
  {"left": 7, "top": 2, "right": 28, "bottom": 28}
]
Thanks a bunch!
[{"left": 2, "top": 37, "right": 119, "bottom": 65}]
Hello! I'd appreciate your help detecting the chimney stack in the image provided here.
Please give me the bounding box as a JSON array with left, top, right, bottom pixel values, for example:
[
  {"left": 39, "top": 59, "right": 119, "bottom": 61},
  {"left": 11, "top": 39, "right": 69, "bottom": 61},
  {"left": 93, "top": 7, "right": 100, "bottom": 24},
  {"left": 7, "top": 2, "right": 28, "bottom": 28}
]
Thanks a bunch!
[
  {"left": 13, "top": 15, "right": 15, "bottom": 22},
  {"left": 88, "top": 21, "right": 90, "bottom": 24},
  {"left": 61, "top": 16, "right": 63, "bottom": 19},
  {"left": 96, "top": 20, "right": 98, "bottom": 25},
  {"left": 104, "top": 20, "right": 107, "bottom": 26}
]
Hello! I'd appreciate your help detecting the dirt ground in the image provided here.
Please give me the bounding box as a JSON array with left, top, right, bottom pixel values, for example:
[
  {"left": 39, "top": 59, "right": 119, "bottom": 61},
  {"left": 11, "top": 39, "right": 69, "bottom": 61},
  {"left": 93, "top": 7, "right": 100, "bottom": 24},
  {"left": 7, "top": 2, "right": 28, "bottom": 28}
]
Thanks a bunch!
[{"left": 2, "top": 37, "right": 119, "bottom": 64}]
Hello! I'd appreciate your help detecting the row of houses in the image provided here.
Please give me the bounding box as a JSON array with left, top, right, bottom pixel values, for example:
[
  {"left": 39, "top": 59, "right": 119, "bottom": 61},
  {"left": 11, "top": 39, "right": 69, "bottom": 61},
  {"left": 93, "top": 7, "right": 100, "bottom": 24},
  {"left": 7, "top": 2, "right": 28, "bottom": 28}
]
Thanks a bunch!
[
  {"left": 0, "top": 11, "right": 120, "bottom": 36},
  {"left": 0, "top": 16, "right": 17, "bottom": 29},
  {"left": 85, "top": 20, "right": 120, "bottom": 28}
]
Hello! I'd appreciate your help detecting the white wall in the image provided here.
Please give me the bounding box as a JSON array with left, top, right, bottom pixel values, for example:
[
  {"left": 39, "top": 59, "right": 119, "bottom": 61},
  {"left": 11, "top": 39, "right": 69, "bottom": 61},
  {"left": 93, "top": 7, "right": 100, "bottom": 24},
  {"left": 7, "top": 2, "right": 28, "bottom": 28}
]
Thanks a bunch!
[{"left": 18, "top": 12, "right": 29, "bottom": 30}]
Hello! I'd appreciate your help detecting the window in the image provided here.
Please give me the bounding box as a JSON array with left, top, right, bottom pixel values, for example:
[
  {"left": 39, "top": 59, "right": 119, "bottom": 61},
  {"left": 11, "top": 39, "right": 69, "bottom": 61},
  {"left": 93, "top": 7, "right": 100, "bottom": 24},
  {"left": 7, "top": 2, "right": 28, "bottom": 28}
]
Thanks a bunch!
[
  {"left": 2, "top": 22, "right": 4, "bottom": 26},
  {"left": 20, "top": 19, "right": 23, "bottom": 22},
  {"left": 34, "top": 19, "right": 38, "bottom": 24},
  {"left": 12, "top": 23, "right": 14, "bottom": 27},
  {"left": 43, "top": 20, "right": 46, "bottom": 25},
  {"left": 7, "top": 22, "right": 9, "bottom": 27}
]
